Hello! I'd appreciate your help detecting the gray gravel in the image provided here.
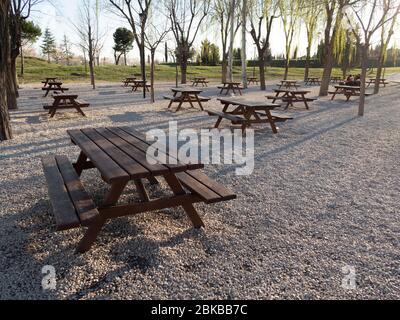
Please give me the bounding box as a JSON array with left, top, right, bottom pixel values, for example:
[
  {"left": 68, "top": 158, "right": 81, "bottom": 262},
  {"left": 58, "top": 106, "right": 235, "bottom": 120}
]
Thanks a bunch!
[{"left": 0, "top": 78, "right": 399, "bottom": 300}]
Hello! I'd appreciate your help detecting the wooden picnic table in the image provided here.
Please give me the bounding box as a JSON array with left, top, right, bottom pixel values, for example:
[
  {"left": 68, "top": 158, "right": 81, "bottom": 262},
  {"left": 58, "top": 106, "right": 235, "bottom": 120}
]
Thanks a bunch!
[
  {"left": 247, "top": 77, "right": 259, "bottom": 85},
  {"left": 130, "top": 80, "right": 150, "bottom": 92},
  {"left": 42, "top": 82, "right": 69, "bottom": 97},
  {"left": 42, "top": 77, "right": 58, "bottom": 87},
  {"left": 191, "top": 77, "right": 209, "bottom": 87},
  {"left": 41, "top": 127, "right": 236, "bottom": 253},
  {"left": 277, "top": 80, "right": 300, "bottom": 90},
  {"left": 164, "top": 88, "right": 210, "bottom": 112},
  {"left": 123, "top": 77, "right": 137, "bottom": 87},
  {"left": 328, "top": 85, "right": 372, "bottom": 101},
  {"left": 267, "top": 89, "right": 314, "bottom": 110},
  {"left": 305, "top": 77, "right": 321, "bottom": 86},
  {"left": 330, "top": 76, "right": 342, "bottom": 83},
  {"left": 43, "top": 93, "right": 90, "bottom": 118},
  {"left": 207, "top": 98, "right": 292, "bottom": 134},
  {"left": 367, "top": 78, "right": 389, "bottom": 87},
  {"left": 218, "top": 82, "right": 244, "bottom": 95}
]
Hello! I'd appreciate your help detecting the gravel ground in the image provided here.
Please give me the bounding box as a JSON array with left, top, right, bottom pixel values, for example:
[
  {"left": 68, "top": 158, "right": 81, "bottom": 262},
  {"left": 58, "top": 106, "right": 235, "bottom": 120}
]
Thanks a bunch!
[{"left": 0, "top": 78, "right": 399, "bottom": 300}]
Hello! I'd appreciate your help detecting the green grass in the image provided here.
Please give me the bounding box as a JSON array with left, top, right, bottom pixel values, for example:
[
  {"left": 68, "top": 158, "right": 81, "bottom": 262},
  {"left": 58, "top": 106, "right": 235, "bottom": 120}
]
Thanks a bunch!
[{"left": 17, "top": 56, "right": 400, "bottom": 84}]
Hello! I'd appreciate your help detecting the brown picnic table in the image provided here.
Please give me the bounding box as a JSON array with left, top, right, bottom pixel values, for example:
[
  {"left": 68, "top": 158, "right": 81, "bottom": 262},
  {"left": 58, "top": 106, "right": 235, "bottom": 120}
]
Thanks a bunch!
[
  {"left": 164, "top": 87, "right": 210, "bottom": 112},
  {"left": 247, "top": 77, "right": 259, "bottom": 85},
  {"left": 43, "top": 93, "right": 90, "bottom": 118},
  {"left": 329, "top": 85, "right": 372, "bottom": 101},
  {"left": 191, "top": 77, "right": 209, "bottom": 87},
  {"left": 123, "top": 77, "right": 137, "bottom": 87},
  {"left": 305, "top": 77, "right": 321, "bottom": 86},
  {"left": 41, "top": 127, "right": 236, "bottom": 253},
  {"left": 277, "top": 80, "right": 300, "bottom": 90},
  {"left": 207, "top": 98, "right": 292, "bottom": 134},
  {"left": 267, "top": 89, "right": 314, "bottom": 110},
  {"left": 330, "top": 76, "right": 342, "bottom": 83},
  {"left": 42, "top": 77, "right": 58, "bottom": 87},
  {"left": 218, "top": 82, "right": 244, "bottom": 95},
  {"left": 367, "top": 78, "right": 389, "bottom": 87},
  {"left": 130, "top": 80, "right": 151, "bottom": 92},
  {"left": 42, "top": 82, "right": 69, "bottom": 97}
]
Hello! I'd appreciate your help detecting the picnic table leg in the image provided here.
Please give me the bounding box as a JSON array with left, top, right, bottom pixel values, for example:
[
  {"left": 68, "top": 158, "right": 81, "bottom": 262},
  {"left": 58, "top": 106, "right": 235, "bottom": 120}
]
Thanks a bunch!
[
  {"left": 75, "top": 106, "right": 87, "bottom": 117},
  {"left": 134, "top": 179, "right": 150, "bottom": 202},
  {"left": 73, "top": 152, "right": 88, "bottom": 176},
  {"left": 301, "top": 94, "right": 310, "bottom": 110},
  {"left": 331, "top": 89, "right": 338, "bottom": 100},
  {"left": 194, "top": 94, "right": 204, "bottom": 111},
  {"left": 77, "top": 180, "right": 128, "bottom": 253},
  {"left": 265, "top": 110, "right": 278, "bottom": 134},
  {"left": 164, "top": 173, "right": 205, "bottom": 228}
]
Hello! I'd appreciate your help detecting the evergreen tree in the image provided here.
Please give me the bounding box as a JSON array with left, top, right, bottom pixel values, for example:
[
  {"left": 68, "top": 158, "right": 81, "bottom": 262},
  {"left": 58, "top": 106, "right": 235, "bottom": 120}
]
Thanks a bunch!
[{"left": 40, "top": 28, "right": 56, "bottom": 63}]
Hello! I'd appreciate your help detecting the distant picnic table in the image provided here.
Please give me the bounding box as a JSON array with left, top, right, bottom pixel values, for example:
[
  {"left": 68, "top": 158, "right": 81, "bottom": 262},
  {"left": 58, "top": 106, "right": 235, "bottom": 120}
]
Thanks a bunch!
[
  {"left": 191, "top": 77, "right": 209, "bottom": 87},
  {"left": 218, "top": 82, "right": 244, "bottom": 95},
  {"left": 277, "top": 80, "right": 300, "bottom": 90},
  {"left": 42, "top": 81, "right": 69, "bottom": 97},
  {"left": 267, "top": 89, "right": 315, "bottom": 110},
  {"left": 43, "top": 93, "right": 89, "bottom": 118},
  {"left": 329, "top": 85, "right": 372, "bottom": 101},
  {"left": 367, "top": 78, "right": 389, "bottom": 87},
  {"left": 130, "top": 80, "right": 150, "bottom": 92},
  {"left": 42, "top": 77, "right": 58, "bottom": 87},
  {"left": 330, "top": 76, "right": 342, "bottom": 83},
  {"left": 164, "top": 87, "right": 210, "bottom": 112},
  {"left": 305, "top": 77, "right": 321, "bottom": 86},
  {"left": 207, "top": 98, "right": 292, "bottom": 134},
  {"left": 247, "top": 77, "right": 259, "bottom": 85},
  {"left": 123, "top": 77, "right": 137, "bottom": 87},
  {"left": 41, "top": 127, "right": 236, "bottom": 253}
]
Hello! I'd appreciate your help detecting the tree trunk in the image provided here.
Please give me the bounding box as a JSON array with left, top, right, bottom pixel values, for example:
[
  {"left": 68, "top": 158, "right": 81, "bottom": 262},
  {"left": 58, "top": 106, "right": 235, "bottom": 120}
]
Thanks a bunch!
[
  {"left": 1, "top": 0, "right": 13, "bottom": 140},
  {"left": 241, "top": 0, "right": 248, "bottom": 89},
  {"left": 284, "top": 57, "right": 289, "bottom": 80},
  {"left": 319, "top": 45, "right": 334, "bottom": 96},
  {"left": 7, "top": 57, "right": 18, "bottom": 110},
  {"left": 150, "top": 50, "right": 155, "bottom": 103},
  {"left": 180, "top": 60, "right": 187, "bottom": 84},
  {"left": 88, "top": 27, "right": 96, "bottom": 90},
  {"left": 304, "top": 46, "right": 311, "bottom": 81},
  {"left": 124, "top": 52, "right": 127, "bottom": 66},
  {"left": 259, "top": 55, "right": 266, "bottom": 90},
  {"left": 20, "top": 48, "right": 24, "bottom": 78},
  {"left": 374, "top": 65, "right": 383, "bottom": 95},
  {"left": 358, "top": 45, "right": 368, "bottom": 117},
  {"left": 221, "top": 58, "right": 228, "bottom": 83}
]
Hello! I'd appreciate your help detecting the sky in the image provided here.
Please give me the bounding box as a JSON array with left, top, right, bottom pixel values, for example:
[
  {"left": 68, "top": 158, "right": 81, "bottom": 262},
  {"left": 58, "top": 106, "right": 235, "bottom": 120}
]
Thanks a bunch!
[{"left": 27, "top": 0, "right": 400, "bottom": 64}]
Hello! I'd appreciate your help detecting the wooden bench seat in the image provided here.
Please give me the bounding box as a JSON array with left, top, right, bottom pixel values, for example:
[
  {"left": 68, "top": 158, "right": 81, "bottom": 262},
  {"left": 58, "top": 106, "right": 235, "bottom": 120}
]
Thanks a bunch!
[
  {"left": 176, "top": 170, "right": 236, "bottom": 204},
  {"left": 42, "top": 155, "right": 99, "bottom": 231},
  {"left": 164, "top": 95, "right": 211, "bottom": 102},
  {"left": 255, "top": 111, "right": 293, "bottom": 122},
  {"left": 207, "top": 110, "right": 244, "bottom": 123},
  {"left": 217, "top": 86, "right": 244, "bottom": 90},
  {"left": 42, "top": 87, "right": 69, "bottom": 91}
]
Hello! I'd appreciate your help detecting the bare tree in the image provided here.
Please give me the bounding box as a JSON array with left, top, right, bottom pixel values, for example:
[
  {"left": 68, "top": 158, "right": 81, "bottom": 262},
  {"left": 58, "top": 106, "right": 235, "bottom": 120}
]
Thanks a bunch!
[
  {"left": 249, "top": 0, "right": 279, "bottom": 90},
  {"left": 109, "top": 0, "right": 152, "bottom": 98},
  {"left": 166, "top": 0, "right": 211, "bottom": 84},
  {"left": 1, "top": 0, "right": 13, "bottom": 140},
  {"left": 344, "top": 0, "right": 400, "bottom": 116},
  {"left": 214, "top": 0, "right": 241, "bottom": 83},
  {"left": 241, "top": 0, "right": 248, "bottom": 88},
  {"left": 144, "top": 7, "right": 170, "bottom": 103}
]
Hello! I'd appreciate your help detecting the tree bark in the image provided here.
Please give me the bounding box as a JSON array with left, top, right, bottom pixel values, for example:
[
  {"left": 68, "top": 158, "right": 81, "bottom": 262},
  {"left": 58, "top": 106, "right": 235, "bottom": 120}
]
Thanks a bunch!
[
  {"left": 7, "top": 57, "right": 18, "bottom": 110},
  {"left": 1, "top": 0, "right": 13, "bottom": 140},
  {"left": 88, "top": 25, "right": 96, "bottom": 90},
  {"left": 150, "top": 49, "right": 155, "bottom": 103},
  {"left": 358, "top": 44, "right": 368, "bottom": 117},
  {"left": 259, "top": 55, "right": 266, "bottom": 91},
  {"left": 20, "top": 47, "right": 24, "bottom": 78},
  {"left": 241, "top": 0, "right": 248, "bottom": 89},
  {"left": 284, "top": 57, "right": 289, "bottom": 80},
  {"left": 180, "top": 59, "right": 187, "bottom": 84},
  {"left": 304, "top": 46, "right": 311, "bottom": 81},
  {"left": 221, "top": 58, "right": 228, "bottom": 83}
]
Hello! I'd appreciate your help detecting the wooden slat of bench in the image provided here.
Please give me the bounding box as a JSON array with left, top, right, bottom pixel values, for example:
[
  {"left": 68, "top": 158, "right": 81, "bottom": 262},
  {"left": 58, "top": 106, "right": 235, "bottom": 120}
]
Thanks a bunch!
[
  {"left": 195, "top": 95, "right": 211, "bottom": 102},
  {"left": 82, "top": 128, "right": 150, "bottom": 179},
  {"left": 163, "top": 95, "right": 179, "bottom": 101},
  {"left": 185, "top": 170, "right": 236, "bottom": 201},
  {"left": 95, "top": 128, "right": 170, "bottom": 176},
  {"left": 75, "top": 99, "right": 90, "bottom": 106},
  {"left": 175, "top": 172, "right": 223, "bottom": 204},
  {"left": 42, "top": 156, "right": 81, "bottom": 231},
  {"left": 55, "top": 156, "right": 99, "bottom": 226},
  {"left": 207, "top": 111, "right": 244, "bottom": 122},
  {"left": 68, "top": 129, "right": 129, "bottom": 183}
]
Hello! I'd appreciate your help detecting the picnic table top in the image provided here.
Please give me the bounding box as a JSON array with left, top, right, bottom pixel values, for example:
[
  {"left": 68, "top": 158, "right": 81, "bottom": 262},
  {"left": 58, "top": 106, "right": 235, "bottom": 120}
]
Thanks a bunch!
[
  {"left": 307, "top": 77, "right": 320, "bottom": 79},
  {"left": 44, "top": 77, "right": 57, "bottom": 80},
  {"left": 124, "top": 77, "right": 137, "bottom": 80},
  {"left": 274, "top": 89, "right": 311, "bottom": 94},
  {"left": 331, "top": 76, "right": 342, "bottom": 79},
  {"left": 368, "top": 78, "right": 387, "bottom": 81},
  {"left": 280, "top": 80, "right": 298, "bottom": 83},
  {"left": 45, "top": 81, "right": 63, "bottom": 85},
  {"left": 218, "top": 98, "right": 280, "bottom": 109},
  {"left": 52, "top": 93, "right": 78, "bottom": 99},
  {"left": 222, "top": 81, "right": 242, "bottom": 85},
  {"left": 193, "top": 77, "right": 207, "bottom": 80},
  {"left": 67, "top": 127, "right": 204, "bottom": 183},
  {"left": 334, "top": 85, "right": 361, "bottom": 90},
  {"left": 171, "top": 87, "right": 203, "bottom": 94}
]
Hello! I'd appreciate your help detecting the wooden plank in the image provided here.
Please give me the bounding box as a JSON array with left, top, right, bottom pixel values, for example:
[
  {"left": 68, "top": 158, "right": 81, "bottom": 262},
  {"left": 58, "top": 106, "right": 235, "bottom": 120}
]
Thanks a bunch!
[
  {"left": 82, "top": 128, "right": 150, "bottom": 179},
  {"left": 175, "top": 172, "right": 222, "bottom": 204},
  {"left": 55, "top": 156, "right": 99, "bottom": 226},
  {"left": 186, "top": 170, "right": 237, "bottom": 201},
  {"left": 41, "top": 156, "right": 80, "bottom": 231},
  {"left": 95, "top": 128, "right": 170, "bottom": 176},
  {"left": 67, "top": 129, "right": 129, "bottom": 183}
]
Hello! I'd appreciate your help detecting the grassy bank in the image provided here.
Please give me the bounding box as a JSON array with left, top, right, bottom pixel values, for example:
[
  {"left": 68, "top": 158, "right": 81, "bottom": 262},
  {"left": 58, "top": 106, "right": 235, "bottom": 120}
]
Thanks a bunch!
[{"left": 17, "top": 56, "right": 400, "bottom": 84}]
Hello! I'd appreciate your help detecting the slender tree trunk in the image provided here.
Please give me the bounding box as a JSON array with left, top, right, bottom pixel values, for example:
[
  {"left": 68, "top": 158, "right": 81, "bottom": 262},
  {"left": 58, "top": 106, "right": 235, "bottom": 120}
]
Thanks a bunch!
[
  {"left": 284, "top": 57, "right": 289, "bottom": 80},
  {"left": 20, "top": 48, "right": 24, "bottom": 78},
  {"left": 358, "top": 44, "right": 368, "bottom": 117},
  {"left": 88, "top": 26, "right": 96, "bottom": 90},
  {"left": 241, "top": 0, "right": 248, "bottom": 89},
  {"left": 124, "top": 52, "right": 127, "bottom": 66},
  {"left": 319, "top": 45, "right": 334, "bottom": 96},
  {"left": 221, "top": 58, "right": 228, "bottom": 83},
  {"left": 150, "top": 50, "right": 155, "bottom": 103},
  {"left": 259, "top": 54, "right": 266, "bottom": 90},
  {"left": 304, "top": 46, "right": 311, "bottom": 81},
  {"left": 180, "top": 60, "right": 187, "bottom": 84},
  {"left": 7, "top": 57, "right": 18, "bottom": 110},
  {"left": 227, "top": 0, "right": 236, "bottom": 82},
  {"left": 1, "top": 0, "right": 13, "bottom": 140}
]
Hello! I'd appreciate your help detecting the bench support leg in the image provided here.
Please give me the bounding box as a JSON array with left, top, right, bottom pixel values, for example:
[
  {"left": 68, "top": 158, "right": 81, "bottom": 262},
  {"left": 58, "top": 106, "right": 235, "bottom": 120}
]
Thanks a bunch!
[
  {"left": 76, "top": 217, "right": 106, "bottom": 253},
  {"left": 164, "top": 174, "right": 205, "bottom": 228}
]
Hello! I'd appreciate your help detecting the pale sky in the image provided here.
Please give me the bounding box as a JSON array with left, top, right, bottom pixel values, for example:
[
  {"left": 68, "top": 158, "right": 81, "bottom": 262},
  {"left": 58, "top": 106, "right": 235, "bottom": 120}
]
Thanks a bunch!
[{"left": 28, "top": 0, "right": 399, "bottom": 63}]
